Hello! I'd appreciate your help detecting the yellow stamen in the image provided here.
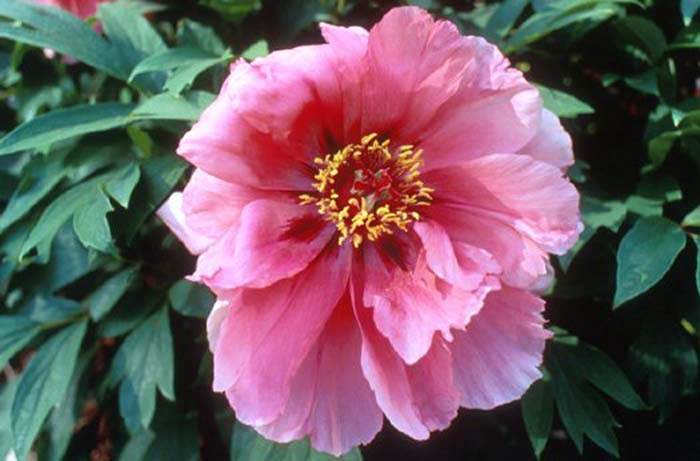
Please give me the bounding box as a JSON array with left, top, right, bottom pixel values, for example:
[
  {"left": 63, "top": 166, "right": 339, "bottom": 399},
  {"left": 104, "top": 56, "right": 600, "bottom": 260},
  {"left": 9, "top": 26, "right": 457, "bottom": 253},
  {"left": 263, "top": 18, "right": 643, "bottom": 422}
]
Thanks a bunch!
[{"left": 299, "top": 134, "right": 433, "bottom": 248}]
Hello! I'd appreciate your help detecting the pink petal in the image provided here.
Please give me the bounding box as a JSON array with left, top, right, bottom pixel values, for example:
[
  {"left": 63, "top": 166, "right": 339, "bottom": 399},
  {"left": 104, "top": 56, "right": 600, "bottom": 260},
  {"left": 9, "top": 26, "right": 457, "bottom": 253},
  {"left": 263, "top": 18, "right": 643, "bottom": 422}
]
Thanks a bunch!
[
  {"left": 418, "top": 37, "right": 541, "bottom": 171},
  {"left": 353, "top": 290, "right": 461, "bottom": 439},
  {"left": 182, "top": 169, "right": 276, "bottom": 242},
  {"left": 206, "top": 299, "right": 229, "bottom": 353},
  {"left": 156, "top": 192, "right": 214, "bottom": 255},
  {"left": 193, "top": 199, "right": 333, "bottom": 292},
  {"left": 256, "top": 294, "right": 383, "bottom": 456},
  {"left": 213, "top": 246, "right": 351, "bottom": 426},
  {"left": 361, "top": 7, "right": 475, "bottom": 138},
  {"left": 450, "top": 286, "right": 551, "bottom": 409},
  {"left": 519, "top": 109, "right": 574, "bottom": 169},
  {"left": 425, "top": 153, "right": 581, "bottom": 255}
]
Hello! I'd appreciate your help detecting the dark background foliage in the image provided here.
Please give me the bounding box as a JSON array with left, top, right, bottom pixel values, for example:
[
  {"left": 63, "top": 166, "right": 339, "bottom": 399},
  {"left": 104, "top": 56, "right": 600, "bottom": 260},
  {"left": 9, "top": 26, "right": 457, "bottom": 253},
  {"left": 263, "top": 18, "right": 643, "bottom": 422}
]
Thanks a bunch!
[{"left": 0, "top": 0, "right": 699, "bottom": 460}]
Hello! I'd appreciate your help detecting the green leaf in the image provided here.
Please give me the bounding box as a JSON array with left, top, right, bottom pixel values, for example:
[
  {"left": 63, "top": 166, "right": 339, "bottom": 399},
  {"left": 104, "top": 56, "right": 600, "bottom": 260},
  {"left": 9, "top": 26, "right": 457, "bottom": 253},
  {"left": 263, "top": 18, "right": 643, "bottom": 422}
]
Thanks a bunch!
[
  {"left": 0, "top": 315, "right": 40, "bottom": 370},
  {"left": 11, "top": 320, "right": 87, "bottom": 461},
  {"left": 581, "top": 196, "right": 627, "bottom": 232},
  {"left": 613, "top": 16, "right": 667, "bottom": 63},
  {"left": 168, "top": 280, "right": 214, "bottom": 318},
  {"left": 129, "top": 47, "right": 228, "bottom": 80},
  {"left": 682, "top": 206, "right": 700, "bottom": 227},
  {"left": 106, "top": 163, "right": 141, "bottom": 208},
  {"left": 20, "top": 172, "right": 114, "bottom": 258},
  {"left": 72, "top": 186, "right": 115, "bottom": 253},
  {"left": 0, "top": 151, "right": 70, "bottom": 233},
  {"left": 628, "top": 311, "right": 699, "bottom": 421},
  {"left": 124, "top": 154, "right": 188, "bottom": 241},
  {"left": 110, "top": 308, "right": 174, "bottom": 432},
  {"left": 0, "top": 103, "right": 135, "bottom": 156},
  {"left": 535, "top": 85, "right": 594, "bottom": 118},
  {"left": 46, "top": 351, "right": 92, "bottom": 461},
  {"left": 143, "top": 404, "right": 199, "bottom": 461},
  {"left": 85, "top": 268, "right": 137, "bottom": 321},
  {"left": 177, "top": 19, "right": 226, "bottom": 55},
  {"left": 693, "top": 235, "right": 700, "bottom": 296},
  {"left": 131, "top": 91, "right": 215, "bottom": 121},
  {"left": 548, "top": 344, "right": 620, "bottom": 456},
  {"left": 521, "top": 378, "right": 554, "bottom": 459},
  {"left": 18, "top": 294, "right": 83, "bottom": 324},
  {"left": 163, "top": 54, "right": 230, "bottom": 95},
  {"left": 0, "top": 380, "right": 19, "bottom": 461},
  {"left": 200, "top": 0, "right": 262, "bottom": 23},
  {"left": 670, "top": 22, "right": 700, "bottom": 49},
  {"left": 614, "top": 217, "right": 687, "bottom": 308},
  {"left": 0, "top": 0, "right": 126, "bottom": 79},
  {"left": 484, "top": 0, "right": 529, "bottom": 41},
  {"left": 231, "top": 422, "right": 363, "bottom": 461},
  {"left": 119, "top": 430, "right": 156, "bottom": 461},
  {"left": 241, "top": 39, "right": 269, "bottom": 60},
  {"left": 681, "top": 0, "right": 700, "bottom": 25}
]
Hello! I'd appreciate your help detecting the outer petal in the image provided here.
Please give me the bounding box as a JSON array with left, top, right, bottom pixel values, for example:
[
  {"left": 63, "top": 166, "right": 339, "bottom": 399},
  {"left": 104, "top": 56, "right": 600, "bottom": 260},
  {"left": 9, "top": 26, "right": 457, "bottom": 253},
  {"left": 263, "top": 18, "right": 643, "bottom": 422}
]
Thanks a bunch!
[
  {"left": 181, "top": 169, "right": 277, "bottom": 242},
  {"left": 362, "top": 243, "right": 496, "bottom": 365},
  {"left": 360, "top": 7, "right": 475, "bottom": 138},
  {"left": 352, "top": 285, "right": 461, "bottom": 439},
  {"left": 156, "top": 193, "right": 213, "bottom": 255},
  {"left": 450, "top": 286, "right": 551, "bottom": 409},
  {"left": 256, "top": 294, "right": 383, "bottom": 456},
  {"left": 418, "top": 37, "right": 541, "bottom": 171},
  {"left": 518, "top": 109, "right": 574, "bottom": 169},
  {"left": 425, "top": 153, "right": 581, "bottom": 255},
  {"left": 193, "top": 199, "right": 333, "bottom": 292},
  {"left": 214, "top": 246, "right": 351, "bottom": 426},
  {"left": 206, "top": 299, "right": 229, "bottom": 353}
]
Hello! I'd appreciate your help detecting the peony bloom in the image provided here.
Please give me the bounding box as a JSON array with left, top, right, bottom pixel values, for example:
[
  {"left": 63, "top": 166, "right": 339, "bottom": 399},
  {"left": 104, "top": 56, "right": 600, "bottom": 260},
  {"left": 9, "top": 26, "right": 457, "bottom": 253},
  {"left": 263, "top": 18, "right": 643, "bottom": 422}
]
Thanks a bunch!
[{"left": 158, "top": 6, "right": 581, "bottom": 456}]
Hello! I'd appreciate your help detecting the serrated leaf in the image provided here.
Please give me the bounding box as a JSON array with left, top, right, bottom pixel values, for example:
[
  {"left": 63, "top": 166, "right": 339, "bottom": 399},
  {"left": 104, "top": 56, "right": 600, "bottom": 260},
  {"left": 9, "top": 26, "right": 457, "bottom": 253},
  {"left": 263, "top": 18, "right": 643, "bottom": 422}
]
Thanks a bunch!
[
  {"left": 0, "top": 103, "right": 135, "bottom": 156},
  {"left": 85, "top": 268, "right": 137, "bottom": 321},
  {"left": 168, "top": 280, "right": 214, "bottom": 318},
  {"left": 535, "top": 85, "right": 594, "bottom": 118},
  {"left": 11, "top": 320, "right": 87, "bottom": 461},
  {"left": 110, "top": 308, "right": 174, "bottom": 432},
  {"left": 231, "top": 422, "right": 363, "bottom": 461},
  {"left": 614, "top": 217, "right": 687, "bottom": 308},
  {"left": 0, "top": 316, "right": 40, "bottom": 370},
  {"left": 521, "top": 378, "right": 554, "bottom": 459}
]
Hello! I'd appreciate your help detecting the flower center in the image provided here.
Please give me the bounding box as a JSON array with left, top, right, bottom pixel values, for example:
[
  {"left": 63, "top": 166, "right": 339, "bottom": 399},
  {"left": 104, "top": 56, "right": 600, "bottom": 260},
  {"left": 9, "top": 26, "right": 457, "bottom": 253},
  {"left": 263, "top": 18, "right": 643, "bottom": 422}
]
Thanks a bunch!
[{"left": 299, "top": 133, "right": 433, "bottom": 248}]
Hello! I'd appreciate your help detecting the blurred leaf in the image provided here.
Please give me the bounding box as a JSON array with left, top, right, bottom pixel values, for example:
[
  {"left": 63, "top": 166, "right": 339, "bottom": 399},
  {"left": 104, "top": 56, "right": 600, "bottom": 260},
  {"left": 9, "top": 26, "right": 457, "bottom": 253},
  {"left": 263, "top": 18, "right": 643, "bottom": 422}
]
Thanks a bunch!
[
  {"left": 178, "top": 19, "right": 226, "bottom": 55},
  {"left": 0, "top": 103, "right": 135, "bottom": 156},
  {"left": 628, "top": 311, "right": 699, "bottom": 421},
  {"left": 230, "top": 422, "right": 363, "bottom": 461},
  {"left": 613, "top": 16, "right": 667, "bottom": 63},
  {"left": 683, "top": 206, "right": 700, "bottom": 227},
  {"left": 168, "top": 280, "right": 214, "bottom": 319},
  {"left": 85, "top": 268, "right": 137, "bottom": 321},
  {"left": 143, "top": 404, "right": 199, "bottom": 461},
  {"left": 241, "top": 40, "right": 269, "bottom": 60},
  {"left": 17, "top": 294, "right": 83, "bottom": 324},
  {"left": 693, "top": 235, "right": 700, "bottom": 296},
  {"left": 582, "top": 196, "right": 627, "bottom": 232},
  {"left": 119, "top": 430, "right": 156, "bottom": 461},
  {"left": 535, "top": 85, "right": 594, "bottom": 118},
  {"left": 0, "top": 380, "right": 19, "bottom": 461},
  {"left": 681, "top": 0, "right": 700, "bottom": 25},
  {"left": 199, "top": 0, "right": 262, "bottom": 23},
  {"left": 111, "top": 308, "right": 174, "bottom": 433},
  {"left": 521, "top": 378, "right": 554, "bottom": 459},
  {"left": 11, "top": 320, "right": 87, "bottom": 461},
  {"left": 484, "top": 0, "right": 529, "bottom": 42},
  {"left": 670, "top": 22, "right": 700, "bottom": 49},
  {"left": 97, "top": 291, "right": 157, "bottom": 338},
  {"left": 614, "top": 217, "right": 687, "bottom": 308},
  {"left": 0, "top": 315, "right": 40, "bottom": 370}
]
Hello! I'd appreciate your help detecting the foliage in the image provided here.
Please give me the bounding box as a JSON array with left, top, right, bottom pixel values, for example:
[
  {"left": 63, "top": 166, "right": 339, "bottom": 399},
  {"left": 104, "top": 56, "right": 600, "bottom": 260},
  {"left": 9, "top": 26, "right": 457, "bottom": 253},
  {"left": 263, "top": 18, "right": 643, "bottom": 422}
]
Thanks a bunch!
[{"left": 0, "top": 0, "right": 698, "bottom": 460}]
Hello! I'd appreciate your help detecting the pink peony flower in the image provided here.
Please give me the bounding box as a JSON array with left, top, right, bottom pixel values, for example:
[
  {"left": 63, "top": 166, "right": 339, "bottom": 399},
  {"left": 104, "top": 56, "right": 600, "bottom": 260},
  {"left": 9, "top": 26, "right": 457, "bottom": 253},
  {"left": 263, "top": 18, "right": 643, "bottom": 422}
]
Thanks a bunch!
[{"left": 158, "top": 6, "right": 581, "bottom": 456}]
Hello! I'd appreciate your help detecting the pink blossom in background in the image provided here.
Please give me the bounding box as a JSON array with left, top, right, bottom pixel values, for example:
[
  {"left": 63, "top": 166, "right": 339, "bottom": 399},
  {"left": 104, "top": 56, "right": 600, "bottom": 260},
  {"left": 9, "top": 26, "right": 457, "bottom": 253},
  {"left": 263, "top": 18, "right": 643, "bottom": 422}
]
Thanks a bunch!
[{"left": 158, "top": 6, "right": 581, "bottom": 456}]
